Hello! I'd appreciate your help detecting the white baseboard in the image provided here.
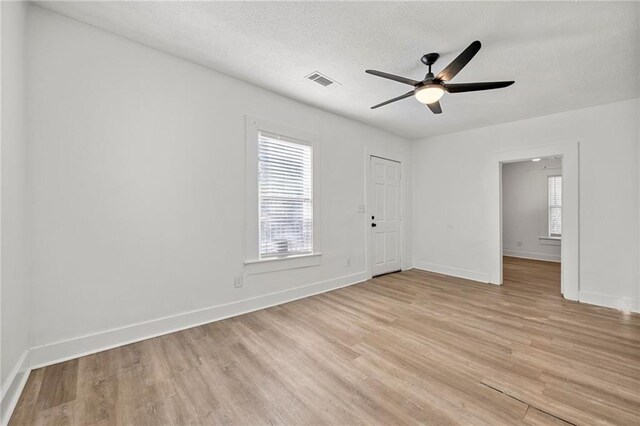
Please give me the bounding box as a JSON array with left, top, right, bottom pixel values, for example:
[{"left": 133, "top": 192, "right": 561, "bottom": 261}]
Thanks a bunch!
[
  {"left": 503, "top": 250, "right": 560, "bottom": 262},
  {"left": 28, "top": 271, "right": 368, "bottom": 369},
  {"left": 413, "top": 261, "right": 491, "bottom": 283},
  {"left": 1, "top": 351, "right": 30, "bottom": 426},
  {"left": 579, "top": 291, "right": 640, "bottom": 313}
]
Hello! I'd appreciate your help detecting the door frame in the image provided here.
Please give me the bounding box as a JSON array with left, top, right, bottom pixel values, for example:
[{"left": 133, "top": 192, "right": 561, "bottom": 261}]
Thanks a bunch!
[
  {"left": 491, "top": 142, "right": 580, "bottom": 300},
  {"left": 365, "top": 153, "right": 403, "bottom": 279}
]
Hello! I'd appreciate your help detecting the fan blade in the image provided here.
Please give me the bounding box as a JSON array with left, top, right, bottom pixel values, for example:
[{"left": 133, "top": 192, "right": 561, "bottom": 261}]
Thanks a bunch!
[
  {"left": 366, "top": 70, "right": 420, "bottom": 86},
  {"left": 436, "top": 40, "right": 482, "bottom": 81},
  {"left": 445, "top": 81, "right": 514, "bottom": 93},
  {"left": 427, "top": 101, "right": 442, "bottom": 114},
  {"left": 371, "top": 91, "right": 414, "bottom": 109}
]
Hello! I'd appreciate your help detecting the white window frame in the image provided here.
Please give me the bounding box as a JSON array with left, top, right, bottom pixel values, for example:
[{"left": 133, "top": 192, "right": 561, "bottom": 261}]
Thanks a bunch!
[
  {"left": 548, "top": 175, "right": 562, "bottom": 238},
  {"left": 244, "top": 116, "right": 321, "bottom": 274}
]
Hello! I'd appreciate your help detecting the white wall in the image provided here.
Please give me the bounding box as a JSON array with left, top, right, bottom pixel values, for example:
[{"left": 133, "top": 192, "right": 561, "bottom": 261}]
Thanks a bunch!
[
  {"left": 502, "top": 158, "right": 562, "bottom": 262},
  {"left": 26, "top": 7, "right": 412, "bottom": 363},
  {"left": 1, "top": 0, "right": 30, "bottom": 421},
  {"left": 413, "top": 98, "right": 640, "bottom": 312}
]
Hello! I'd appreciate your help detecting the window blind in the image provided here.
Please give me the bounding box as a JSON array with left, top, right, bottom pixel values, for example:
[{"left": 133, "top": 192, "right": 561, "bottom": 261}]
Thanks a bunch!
[
  {"left": 548, "top": 175, "right": 562, "bottom": 237},
  {"left": 258, "top": 131, "right": 313, "bottom": 258}
]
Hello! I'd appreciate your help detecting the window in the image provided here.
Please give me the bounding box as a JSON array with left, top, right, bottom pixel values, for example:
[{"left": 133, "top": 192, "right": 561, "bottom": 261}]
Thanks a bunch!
[
  {"left": 258, "top": 131, "right": 313, "bottom": 258},
  {"left": 548, "top": 175, "right": 562, "bottom": 237},
  {"left": 244, "top": 117, "right": 320, "bottom": 272}
]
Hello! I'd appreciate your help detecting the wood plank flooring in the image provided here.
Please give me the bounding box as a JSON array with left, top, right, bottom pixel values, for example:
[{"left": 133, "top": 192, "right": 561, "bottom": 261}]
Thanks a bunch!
[{"left": 10, "top": 257, "right": 640, "bottom": 425}]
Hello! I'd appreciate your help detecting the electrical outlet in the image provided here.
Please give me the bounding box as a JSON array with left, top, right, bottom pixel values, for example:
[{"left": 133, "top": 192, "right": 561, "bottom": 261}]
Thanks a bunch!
[
  {"left": 346, "top": 257, "right": 351, "bottom": 267},
  {"left": 234, "top": 276, "right": 243, "bottom": 288}
]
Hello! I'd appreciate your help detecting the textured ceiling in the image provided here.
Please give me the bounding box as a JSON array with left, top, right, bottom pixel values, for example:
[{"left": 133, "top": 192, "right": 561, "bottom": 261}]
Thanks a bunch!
[{"left": 35, "top": 1, "right": 640, "bottom": 139}]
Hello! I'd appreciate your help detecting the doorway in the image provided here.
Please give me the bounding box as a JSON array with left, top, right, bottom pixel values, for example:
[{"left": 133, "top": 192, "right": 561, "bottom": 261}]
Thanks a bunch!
[
  {"left": 491, "top": 142, "right": 579, "bottom": 301},
  {"left": 370, "top": 156, "right": 402, "bottom": 276},
  {"left": 501, "top": 157, "right": 562, "bottom": 294}
]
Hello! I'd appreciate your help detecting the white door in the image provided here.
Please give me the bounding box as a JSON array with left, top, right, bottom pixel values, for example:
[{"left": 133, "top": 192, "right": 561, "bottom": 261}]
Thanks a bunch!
[{"left": 371, "top": 156, "right": 402, "bottom": 276}]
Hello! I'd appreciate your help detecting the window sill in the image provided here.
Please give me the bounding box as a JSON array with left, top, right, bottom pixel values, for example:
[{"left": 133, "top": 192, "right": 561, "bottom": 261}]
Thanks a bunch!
[
  {"left": 244, "top": 253, "right": 322, "bottom": 275},
  {"left": 539, "top": 236, "right": 561, "bottom": 246}
]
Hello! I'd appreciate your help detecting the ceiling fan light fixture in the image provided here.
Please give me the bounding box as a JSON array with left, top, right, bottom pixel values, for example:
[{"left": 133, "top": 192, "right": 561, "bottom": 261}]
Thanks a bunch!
[
  {"left": 414, "top": 84, "right": 445, "bottom": 105},
  {"left": 367, "top": 41, "right": 514, "bottom": 114}
]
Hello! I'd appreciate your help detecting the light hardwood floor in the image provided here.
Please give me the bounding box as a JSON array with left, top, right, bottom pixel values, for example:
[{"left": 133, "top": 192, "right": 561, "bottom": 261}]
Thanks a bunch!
[{"left": 10, "top": 257, "right": 640, "bottom": 425}]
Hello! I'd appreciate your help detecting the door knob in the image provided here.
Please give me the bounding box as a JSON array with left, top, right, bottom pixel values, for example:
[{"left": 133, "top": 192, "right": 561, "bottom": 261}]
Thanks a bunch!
[{"left": 371, "top": 223, "right": 377, "bottom": 227}]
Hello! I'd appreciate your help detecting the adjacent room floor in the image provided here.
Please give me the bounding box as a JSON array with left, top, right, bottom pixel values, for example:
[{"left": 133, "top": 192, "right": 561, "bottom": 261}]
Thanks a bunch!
[{"left": 10, "top": 257, "right": 640, "bottom": 425}]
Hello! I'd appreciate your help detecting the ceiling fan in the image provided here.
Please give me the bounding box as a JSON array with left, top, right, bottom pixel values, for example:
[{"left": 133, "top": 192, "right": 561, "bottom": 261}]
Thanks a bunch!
[{"left": 366, "top": 41, "right": 514, "bottom": 114}]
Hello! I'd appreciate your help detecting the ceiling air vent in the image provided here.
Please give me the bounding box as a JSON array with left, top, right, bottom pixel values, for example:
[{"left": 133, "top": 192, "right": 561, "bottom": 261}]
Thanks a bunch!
[{"left": 305, "top": 71, "right": 339, "bottom": 87}]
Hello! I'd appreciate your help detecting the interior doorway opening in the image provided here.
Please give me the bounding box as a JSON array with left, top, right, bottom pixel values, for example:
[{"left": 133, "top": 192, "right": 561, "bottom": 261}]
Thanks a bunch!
[{"left": 501, "top": 156, "right": 562, "bottom": 295}]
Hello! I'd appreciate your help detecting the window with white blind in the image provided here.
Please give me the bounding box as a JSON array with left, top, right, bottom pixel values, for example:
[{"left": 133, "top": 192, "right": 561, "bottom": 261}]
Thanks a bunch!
[
  {"left": 258, "top": 131, "right": 313, "bottom": 258},
  {"left": 548, "top": 175, "right": 562, "bottom": 237}
]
